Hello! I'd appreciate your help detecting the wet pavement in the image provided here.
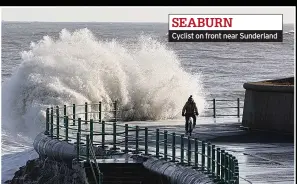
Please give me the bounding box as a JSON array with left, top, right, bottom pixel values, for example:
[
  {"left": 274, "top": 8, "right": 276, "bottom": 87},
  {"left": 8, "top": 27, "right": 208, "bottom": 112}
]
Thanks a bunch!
[
  {"left": 125, "top": 118, "right": 295, "bottom": 184},
  {"left": 65, "top": 117, "right": 294, "bottom": 184}
]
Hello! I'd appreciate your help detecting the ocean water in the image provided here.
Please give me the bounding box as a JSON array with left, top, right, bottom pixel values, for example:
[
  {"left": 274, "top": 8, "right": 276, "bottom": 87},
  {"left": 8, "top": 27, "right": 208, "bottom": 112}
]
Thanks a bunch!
[{"left": 1, "top": 22, "right": 295, "bottom": 183}]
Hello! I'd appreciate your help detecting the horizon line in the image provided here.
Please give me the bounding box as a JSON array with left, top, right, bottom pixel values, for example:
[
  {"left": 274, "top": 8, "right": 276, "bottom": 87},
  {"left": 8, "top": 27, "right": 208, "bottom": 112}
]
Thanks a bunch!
[
  {"left": 2, "top": 20, "right": 295, "bottom": 24},
  {"left": 2, "top": 20, "right": 168, "bottom": 24}
]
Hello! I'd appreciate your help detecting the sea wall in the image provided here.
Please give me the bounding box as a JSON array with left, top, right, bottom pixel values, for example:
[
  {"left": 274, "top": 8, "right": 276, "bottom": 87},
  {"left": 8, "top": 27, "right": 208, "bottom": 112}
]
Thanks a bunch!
[
  {"left": 29, "top": 133, "right": 215, "bottom": 184},
  {"left": 143, "top": 157, "right": 214, "bottom": 184},
  {"left": 33, "top": 132, "right": 104, "bottom": 162},
  {"left": 242, "top": 77, "right": 294, "bottom": 134}
]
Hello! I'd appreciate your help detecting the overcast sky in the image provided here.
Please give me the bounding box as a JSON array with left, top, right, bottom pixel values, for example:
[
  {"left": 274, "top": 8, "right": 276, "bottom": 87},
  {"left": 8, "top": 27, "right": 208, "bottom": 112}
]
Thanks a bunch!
[{"left": 1, "top": 6, "right": 296, "bottom": 23}]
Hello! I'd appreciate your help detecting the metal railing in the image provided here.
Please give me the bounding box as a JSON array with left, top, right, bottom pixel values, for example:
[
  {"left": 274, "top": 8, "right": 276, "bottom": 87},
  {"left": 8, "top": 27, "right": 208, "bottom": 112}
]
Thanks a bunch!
[
  {"left": 204, "top": 98, "right": 244, "bottom": 118},
  {"left": 44, "top": 99, "right": 240, "bottom": 184},
  {"left": 85, "top": 135, "right": 103, "bottom": 184}
]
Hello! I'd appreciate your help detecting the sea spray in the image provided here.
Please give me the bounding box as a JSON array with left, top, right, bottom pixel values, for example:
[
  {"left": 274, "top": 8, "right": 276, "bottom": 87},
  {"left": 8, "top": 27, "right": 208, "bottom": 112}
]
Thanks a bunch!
[{"left": 1, "top": 28, "right": 206, "bottom": 138}]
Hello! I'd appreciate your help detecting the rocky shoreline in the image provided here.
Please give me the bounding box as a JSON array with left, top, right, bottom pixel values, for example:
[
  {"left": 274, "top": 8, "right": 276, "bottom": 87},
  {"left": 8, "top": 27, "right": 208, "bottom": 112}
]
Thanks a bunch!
[{"left": 5, "top": 158, "right": 88, "bottom": 184}]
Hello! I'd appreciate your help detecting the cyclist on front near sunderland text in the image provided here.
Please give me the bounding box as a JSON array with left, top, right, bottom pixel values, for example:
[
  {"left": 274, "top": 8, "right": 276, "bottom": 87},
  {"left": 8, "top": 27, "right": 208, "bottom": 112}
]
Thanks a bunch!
[{"left": 182, "top": 95, "right": 199, "bottom": 135}]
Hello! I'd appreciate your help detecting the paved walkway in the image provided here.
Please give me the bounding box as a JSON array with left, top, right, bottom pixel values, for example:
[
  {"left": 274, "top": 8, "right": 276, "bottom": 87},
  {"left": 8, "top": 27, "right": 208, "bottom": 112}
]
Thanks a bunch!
[
  {"left": 65, "top": 117, "right": 294, "bottom": 184},
  {"left": 125, "top": 118, "right": 294, "bottom": 184}
]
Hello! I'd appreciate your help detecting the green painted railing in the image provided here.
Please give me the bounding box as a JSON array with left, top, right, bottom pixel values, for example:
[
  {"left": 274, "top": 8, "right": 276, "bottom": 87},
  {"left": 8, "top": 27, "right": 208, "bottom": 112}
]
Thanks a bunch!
[
  {"left": 86, "top": 135, "right": 103, "bottom": 184},
  {"left": 44, "top": 99, "right": 240, "bottom": 184}
]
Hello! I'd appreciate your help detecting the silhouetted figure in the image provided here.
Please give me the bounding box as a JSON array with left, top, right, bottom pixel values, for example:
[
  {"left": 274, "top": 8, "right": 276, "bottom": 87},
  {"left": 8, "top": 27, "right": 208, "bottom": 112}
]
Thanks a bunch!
[{"left": 182, "top": 95, "right": 199, "bottom": 134}]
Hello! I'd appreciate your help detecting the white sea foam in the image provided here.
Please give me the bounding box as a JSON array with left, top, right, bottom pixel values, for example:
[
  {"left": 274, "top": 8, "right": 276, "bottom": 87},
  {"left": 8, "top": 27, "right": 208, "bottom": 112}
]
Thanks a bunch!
[{"left": 1, "top": 28, "right": 206, "bottom": 139}]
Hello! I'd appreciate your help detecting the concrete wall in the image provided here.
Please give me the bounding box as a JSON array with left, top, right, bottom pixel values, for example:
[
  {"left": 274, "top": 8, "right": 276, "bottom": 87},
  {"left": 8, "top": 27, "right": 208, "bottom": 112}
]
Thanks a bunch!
[{"left": 242, "top": 77, "right": 294, "bottom": 134}]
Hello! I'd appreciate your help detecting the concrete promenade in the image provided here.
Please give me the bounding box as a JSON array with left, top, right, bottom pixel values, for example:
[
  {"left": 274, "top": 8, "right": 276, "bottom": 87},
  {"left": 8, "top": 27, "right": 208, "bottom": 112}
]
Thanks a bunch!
[
  {"left": 47, "top": 115, "right": 294, "bottom": 184},
  {"left": 125, "top": 117, "right": 295, "bottom": 184}
]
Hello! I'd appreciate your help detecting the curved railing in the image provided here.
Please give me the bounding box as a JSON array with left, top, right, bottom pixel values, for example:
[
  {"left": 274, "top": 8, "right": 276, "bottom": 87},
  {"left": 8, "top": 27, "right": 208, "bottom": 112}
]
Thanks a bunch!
[{"left": 44, "top": 100, "right": 240, "bottom": 184}]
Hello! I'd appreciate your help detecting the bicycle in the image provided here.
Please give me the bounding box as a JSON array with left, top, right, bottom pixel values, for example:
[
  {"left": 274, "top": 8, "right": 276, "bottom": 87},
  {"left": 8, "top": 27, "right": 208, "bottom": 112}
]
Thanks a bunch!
[
  {"left": 183, "top": 113, "right": 198, "bottom": 136},
  {"left": 187, "top": 117, "right": 194, "bottom": 136}
]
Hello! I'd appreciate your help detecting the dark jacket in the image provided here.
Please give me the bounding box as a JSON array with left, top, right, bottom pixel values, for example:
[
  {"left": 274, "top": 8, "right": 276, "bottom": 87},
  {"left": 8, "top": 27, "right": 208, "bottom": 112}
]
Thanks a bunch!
[{"left": 182, "top": 101, "right": 198, "bottom": 115}]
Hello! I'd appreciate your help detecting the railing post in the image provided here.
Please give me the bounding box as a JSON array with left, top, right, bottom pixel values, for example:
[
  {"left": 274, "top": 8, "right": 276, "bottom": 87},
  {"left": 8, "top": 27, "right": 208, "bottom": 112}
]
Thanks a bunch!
[
  {"left": 221, "top": 150, "right": 225, "bottom": 181},
  {"left": 228, "top": 153, "right": 232, "bottom": 183},
  {"left": 187, "top": 137, "right": 191, "bottom": 166},
  {"left": 102, "top": 121, "right": 105, "bottom": 149},
  {"left": 216, "top": 148, "right": 221, "bottom": 181},
  {"left": 156, "top": 129, "right": 159, "bottom": 158},
  {"left": 228, "top": 154, "right": 232, "bottom": 183},
  {"left": 85, "top": 102, "right": 88, "bottom": 124},
  {"left": 180, "top": 135, "right": 184, "bottom": 164},
  {"left": 45, "top": 108, "right": 49, "bottom": 135},
  {"left": 230, "top": 156, "right": 235, "bottom": 183},
  {"left": 50, "top": 107, "right": 53, "bottom": 137},
  {"left": 56, "top": 106, "right": 59, "bottom": 139},
  {"left": 90, "top": 119, "right": 93, "bottom": 143},
  {"left": 86, "top": 135, "right": 90, "bottom": 161},
  {"left": 99, "top": 101, "right": 102, "bottom": 122},
  {"left": 228, "top": 155, "right": 232, "bottom": 183},
  {"left": 78, "top": 118, "right": 81, "bottom": 134},
  {"left": 63, "top": 104, "right": 66, "bottom": 118},
  {"left": 113, "top": 122, "right": 117, "bottom": 150},
  {"left": 225, "top": 153, "right": 229, "bottom": 182},
  {"left": 202, "top": 141, "right": 206, "bottom": 171},
  {"left": 234, "top": 159, "right": 239, "bottom": 184},
  {"left": 135, "top": 126, "right": 139, "bottom": 153},
  {"left": 76, "top": 132, "right": 80, "bottom": 161},
  {"left": 145, "top": 127, "right": 148, "bottom": 155},
  {"left": 213, "top": 99, "right": 216, "bottom": 118},
  {"left": 125, "top": 124, "right": 128, "bottom": 153},
  {"left": 211, "top": 145, "right": 216, "bottom": 177},
  {"left": 73, "top": 104, "right": 75, "bottom": 126},
  {"left": 194, "top": 138, "right": 198, "bottom": 168},
  {"left": 114, "top": 100, "right": 117, "bottom": 122},
  {"left": 172, "top": 133, "right": 176, "bottom": 162},
  {"left": 65, "top": 116, "right": 68, "bottom": 142},
  {"left": 99, "top": 173, "right": 103, "bottom": 184},
  {"left": 164, "top": 130, "right": 168, "bottom": 160},
  {"left": 237, "top": 98, "right": 240, "bottom": 118},
  {"left": 207, "top": 142, "right": 211, "bottom": 173}
]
